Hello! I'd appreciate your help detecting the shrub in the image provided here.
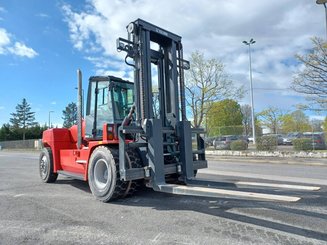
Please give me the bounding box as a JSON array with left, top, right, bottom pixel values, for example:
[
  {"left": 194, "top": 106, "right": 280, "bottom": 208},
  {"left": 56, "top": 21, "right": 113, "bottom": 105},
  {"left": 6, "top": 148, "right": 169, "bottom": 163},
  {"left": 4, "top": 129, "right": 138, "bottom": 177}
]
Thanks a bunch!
[
  {"left": 293, "top": 138, "right": 312, "bottom": 151},
  {"left": 256, "top": 136, "right": 277, "bottom": 151},
  {"left": 230, "top": 140, "right": 248, "bottom": 151}
]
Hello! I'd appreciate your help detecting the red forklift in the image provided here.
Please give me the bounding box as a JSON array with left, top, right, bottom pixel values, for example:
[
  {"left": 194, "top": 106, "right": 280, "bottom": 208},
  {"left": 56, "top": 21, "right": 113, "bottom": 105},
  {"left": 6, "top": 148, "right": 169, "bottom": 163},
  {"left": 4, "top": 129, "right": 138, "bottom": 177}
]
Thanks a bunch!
[{"left": 39, "top": 19, "right": 300, "bottom": 203}]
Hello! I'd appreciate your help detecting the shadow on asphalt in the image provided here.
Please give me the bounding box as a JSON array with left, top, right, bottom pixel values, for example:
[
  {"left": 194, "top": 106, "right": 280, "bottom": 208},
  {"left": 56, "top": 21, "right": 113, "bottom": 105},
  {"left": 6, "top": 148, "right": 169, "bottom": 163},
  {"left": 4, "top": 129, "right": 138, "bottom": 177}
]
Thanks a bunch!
[
  {"left": 116, "top": 188, "right": 327, "bottom": 242},
  {"left": 52, "top": 177, "right": 327, "bottom": 242},
  {"left": 55, "top": 178, "right": 91, "bottom": 193}
]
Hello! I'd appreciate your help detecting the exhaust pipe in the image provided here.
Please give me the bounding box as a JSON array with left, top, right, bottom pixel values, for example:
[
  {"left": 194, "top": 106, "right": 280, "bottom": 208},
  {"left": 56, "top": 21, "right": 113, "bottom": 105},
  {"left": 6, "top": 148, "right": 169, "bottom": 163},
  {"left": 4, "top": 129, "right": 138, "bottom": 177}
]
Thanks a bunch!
[{"left": 77, "top": 69, "right": 83, "bottom": 149}]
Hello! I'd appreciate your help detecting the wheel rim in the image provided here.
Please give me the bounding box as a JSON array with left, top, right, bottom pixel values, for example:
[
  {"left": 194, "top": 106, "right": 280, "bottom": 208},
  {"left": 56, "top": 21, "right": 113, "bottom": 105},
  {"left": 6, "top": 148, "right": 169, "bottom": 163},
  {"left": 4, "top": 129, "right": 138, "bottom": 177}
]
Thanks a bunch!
[
  {"left": 40, "top": 155, "right": 48, "bottom": 179},
  {"left": 94, "top": 159, "right": 111, "bottom": 190}
]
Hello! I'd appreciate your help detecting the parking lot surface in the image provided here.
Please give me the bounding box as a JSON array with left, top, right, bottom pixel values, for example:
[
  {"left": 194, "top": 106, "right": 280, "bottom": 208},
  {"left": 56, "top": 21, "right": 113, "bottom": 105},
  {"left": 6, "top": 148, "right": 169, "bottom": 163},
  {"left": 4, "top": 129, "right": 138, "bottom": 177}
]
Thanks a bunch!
[{"left": 0, "top": 151, "right": 326, "bottom": 244}]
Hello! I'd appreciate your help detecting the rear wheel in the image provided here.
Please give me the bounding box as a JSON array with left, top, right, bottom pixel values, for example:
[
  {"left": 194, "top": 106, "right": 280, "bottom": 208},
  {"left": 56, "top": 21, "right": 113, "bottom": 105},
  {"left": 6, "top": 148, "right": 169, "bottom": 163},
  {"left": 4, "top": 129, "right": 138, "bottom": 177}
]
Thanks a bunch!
[{"left": 39, "top": 147, "right": 58, "bottom": 183}]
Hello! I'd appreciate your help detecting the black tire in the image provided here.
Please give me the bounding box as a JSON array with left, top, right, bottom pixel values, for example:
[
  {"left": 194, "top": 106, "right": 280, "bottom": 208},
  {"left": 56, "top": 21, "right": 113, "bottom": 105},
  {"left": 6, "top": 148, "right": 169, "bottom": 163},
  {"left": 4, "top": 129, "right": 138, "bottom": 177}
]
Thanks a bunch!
[
  {"left": 110, "top": 148, "right": 144, "bottom": 197},
  {"left": 88, "top": 146, "right": 143, "bottom": 202},
  {"left": 123, "top": 149, "right": 144, "bottom": 196},
  {"left": 39, "top": 147, "right": 58, "bottom": 183}
]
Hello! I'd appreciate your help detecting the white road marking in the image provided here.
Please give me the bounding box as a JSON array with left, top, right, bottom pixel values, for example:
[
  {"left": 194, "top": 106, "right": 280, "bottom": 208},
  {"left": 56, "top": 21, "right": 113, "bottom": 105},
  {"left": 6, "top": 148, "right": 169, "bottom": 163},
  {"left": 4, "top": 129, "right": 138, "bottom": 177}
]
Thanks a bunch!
[
  {"left": 235, "top": 181, "right": 320, "bottom": 191},
  {"left": 199, "top": 169, "right": 327, "bottom": 186},
  {"left": 13, "top": 194, "right": 25, "bottom": 198},
  {"left": 151, "top": 232, "right": 162, "bottom": 243}
]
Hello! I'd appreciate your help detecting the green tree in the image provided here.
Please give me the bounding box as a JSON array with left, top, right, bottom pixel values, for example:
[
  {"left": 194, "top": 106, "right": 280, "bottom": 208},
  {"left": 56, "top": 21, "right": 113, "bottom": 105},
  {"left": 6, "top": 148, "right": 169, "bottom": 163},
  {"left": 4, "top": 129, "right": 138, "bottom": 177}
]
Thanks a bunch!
[
  {"left": 310, "top": 119, "right": 323, "bottom": 132},
  {"left": 258, "top": 107, "right": 284, "bottom": 134},
  {"left": 280, "top": 110, "right": 311, "bottom": 133},
  {"left": 323, "top": 116, "right": 327, "bottom": 132},
  {"left": 0, "top": 123, "right": 15, "bottom": 141},
  {"left": 254, "top": 117, "right": 263, "bottom": 137},
  {"left": 62, "top": 102, "right": 77, "bottom": 128},
  {"left": 292, "top": 37, "right": 327, "bottom": 111},
  {"left": 0, "top": 123, "right": 47, "bottom": 141},
  {"left": 241, "top": 104, "right": 252, "bottom": 136},
  {"left": 9, "top": 98, "right": 36, "bottom": 140},
  {"left": 281, "top": 114, "right": 296, "bottom": 133},
  {"left": 185, "top": 51, "right": 244, "bottom": 128},
  {"left": 207, "top": 99, "right": 243, "bottom": 136},
  {"left": 25, "top": 123, "right": 48, "bottom": 139}
]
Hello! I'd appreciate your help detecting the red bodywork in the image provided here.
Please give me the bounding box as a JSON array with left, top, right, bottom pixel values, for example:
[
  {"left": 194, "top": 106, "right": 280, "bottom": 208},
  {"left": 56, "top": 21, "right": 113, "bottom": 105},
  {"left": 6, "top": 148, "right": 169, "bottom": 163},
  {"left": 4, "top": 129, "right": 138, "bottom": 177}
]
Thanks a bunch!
[{"left": 42, "top": 123, "right": 119, "bottom": 181}]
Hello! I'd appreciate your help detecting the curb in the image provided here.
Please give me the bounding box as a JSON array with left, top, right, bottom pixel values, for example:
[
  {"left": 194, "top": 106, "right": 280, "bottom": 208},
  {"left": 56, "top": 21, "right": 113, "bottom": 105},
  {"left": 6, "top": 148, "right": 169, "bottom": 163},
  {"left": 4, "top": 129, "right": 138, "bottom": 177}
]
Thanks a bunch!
[
  {"left": 205, "top": 150, "right": 327, "bottom": 159},
  {"left": 205, "top": 155, "right": 327, "bottom": 166}
]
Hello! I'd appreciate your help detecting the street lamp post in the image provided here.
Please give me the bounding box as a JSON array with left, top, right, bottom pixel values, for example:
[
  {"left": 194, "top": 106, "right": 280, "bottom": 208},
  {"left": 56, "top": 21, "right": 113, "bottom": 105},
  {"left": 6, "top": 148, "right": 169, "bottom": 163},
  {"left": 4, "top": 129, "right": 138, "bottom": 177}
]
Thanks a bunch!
[
  {"left": 243, "top": 38, "right": 256, "bottom": 144},
  {"left": 316, "top": 0, "right": 327, "bottom": 39},
  {"left": 48, "top": 111, "right": 54, "bottom": 128}
]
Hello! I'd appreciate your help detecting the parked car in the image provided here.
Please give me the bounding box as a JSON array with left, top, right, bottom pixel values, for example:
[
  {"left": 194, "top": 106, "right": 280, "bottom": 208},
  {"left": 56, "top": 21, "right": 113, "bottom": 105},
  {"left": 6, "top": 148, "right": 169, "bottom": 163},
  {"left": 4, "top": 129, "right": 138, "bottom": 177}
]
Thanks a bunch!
[
  {"left": 241, "top": 135, "right": 250, "bottom": 143},
  {"left": 204, "top": 137, "right": 216, "bottom": 147},
  {"left": 213, "top": 135, "right": 248, "bottom": 150},
  {"left": 283, "top": 132, "right": 303, "bottom": 145},
  {"left": 277, "top": 134, "right": 285, "bottom": 145},
  {"left": 263, "top": 134, "right": 284, "bottom": 145},
  {"left": 302, "top": 134, "right": 326, "bottom": 150},
  {"left": 248, "top": 136, "right": 254, "bottom": 143}
]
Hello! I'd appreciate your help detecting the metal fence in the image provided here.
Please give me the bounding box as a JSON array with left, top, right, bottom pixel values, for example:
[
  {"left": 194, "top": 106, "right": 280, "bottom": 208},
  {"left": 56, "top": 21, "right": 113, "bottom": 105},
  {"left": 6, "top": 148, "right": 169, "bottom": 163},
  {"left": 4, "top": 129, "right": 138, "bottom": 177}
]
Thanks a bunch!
[{"left": 0, "top": 139, "right": 42, "bottom": 150}]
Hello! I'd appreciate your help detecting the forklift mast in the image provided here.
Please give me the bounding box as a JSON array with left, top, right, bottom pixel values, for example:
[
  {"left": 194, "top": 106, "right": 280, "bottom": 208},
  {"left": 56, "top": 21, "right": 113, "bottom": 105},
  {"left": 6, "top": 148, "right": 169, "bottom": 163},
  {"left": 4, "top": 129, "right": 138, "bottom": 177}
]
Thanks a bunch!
[{"left": 117, "top": 19, "right": 206, "bottom": 189}]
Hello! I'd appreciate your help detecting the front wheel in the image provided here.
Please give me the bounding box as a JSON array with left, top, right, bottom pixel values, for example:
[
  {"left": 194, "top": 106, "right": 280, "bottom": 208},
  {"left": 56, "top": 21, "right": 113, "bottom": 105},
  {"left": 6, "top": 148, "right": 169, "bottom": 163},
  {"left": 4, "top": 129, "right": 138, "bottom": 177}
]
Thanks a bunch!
[
  {"left": 88, "top": 146, "right": 120, "bottom": 202},
  {"left": 39, "top": 147, "right": 58, "bottom": 183},
  {"left": 88, "top": 146, "right": 142, "bottom": 202}
]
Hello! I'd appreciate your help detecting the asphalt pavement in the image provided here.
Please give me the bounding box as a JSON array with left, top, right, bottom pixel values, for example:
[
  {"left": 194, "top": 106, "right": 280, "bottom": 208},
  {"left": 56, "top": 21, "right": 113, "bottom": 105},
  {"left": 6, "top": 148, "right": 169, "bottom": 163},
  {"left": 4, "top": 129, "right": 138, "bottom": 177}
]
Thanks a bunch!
[{"left": 0, "top": 151, "right": 326, "bottom": 245}]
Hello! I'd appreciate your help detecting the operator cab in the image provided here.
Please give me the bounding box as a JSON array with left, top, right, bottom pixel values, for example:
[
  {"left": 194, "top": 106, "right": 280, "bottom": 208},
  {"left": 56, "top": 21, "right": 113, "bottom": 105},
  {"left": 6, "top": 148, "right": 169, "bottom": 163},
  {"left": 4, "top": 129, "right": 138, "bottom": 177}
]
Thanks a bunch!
[{"left": 85, "top": 76, "right": 134, "bottom": 139}]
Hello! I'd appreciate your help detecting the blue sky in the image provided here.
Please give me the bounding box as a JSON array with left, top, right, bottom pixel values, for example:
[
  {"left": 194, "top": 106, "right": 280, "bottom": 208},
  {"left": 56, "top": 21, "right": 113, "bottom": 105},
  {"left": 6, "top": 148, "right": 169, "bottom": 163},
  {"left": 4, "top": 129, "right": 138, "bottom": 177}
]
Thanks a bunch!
[
  {"left": 0, "top": 0, "right": 326, "bottom": 127},
  {"left": 0, "top": 0, "right": 93, "bottom": 126}
]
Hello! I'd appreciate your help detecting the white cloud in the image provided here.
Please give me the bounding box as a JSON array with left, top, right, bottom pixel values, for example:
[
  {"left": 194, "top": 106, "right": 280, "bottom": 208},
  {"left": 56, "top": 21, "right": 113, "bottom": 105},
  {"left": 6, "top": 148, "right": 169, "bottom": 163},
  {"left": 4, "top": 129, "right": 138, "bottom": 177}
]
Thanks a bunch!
[
  {"left": 62, "top": 0, "right": 326, "bottom": 112},
  {"left": 0, "top": 28, "right": 10, "bottom": 54},
  {"left": 0, "top": 106, "right": 5, "bottom": 110},
  {"left": 51, "top": 101, "right": 57, "bottom": 105},
  {"left": 0, "top": 26, "right": 38, "bottom": 58},
  {"left": 8, "top": 42, "right": 38, "bottom": 58}
]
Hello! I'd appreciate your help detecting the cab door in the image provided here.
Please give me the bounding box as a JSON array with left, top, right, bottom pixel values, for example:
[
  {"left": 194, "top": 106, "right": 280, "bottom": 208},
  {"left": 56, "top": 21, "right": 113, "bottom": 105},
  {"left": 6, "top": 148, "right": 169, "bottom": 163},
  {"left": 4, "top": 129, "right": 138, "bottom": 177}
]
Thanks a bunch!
[{"left": 85, "top": 79, "right": 114, "bottom": 139}]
